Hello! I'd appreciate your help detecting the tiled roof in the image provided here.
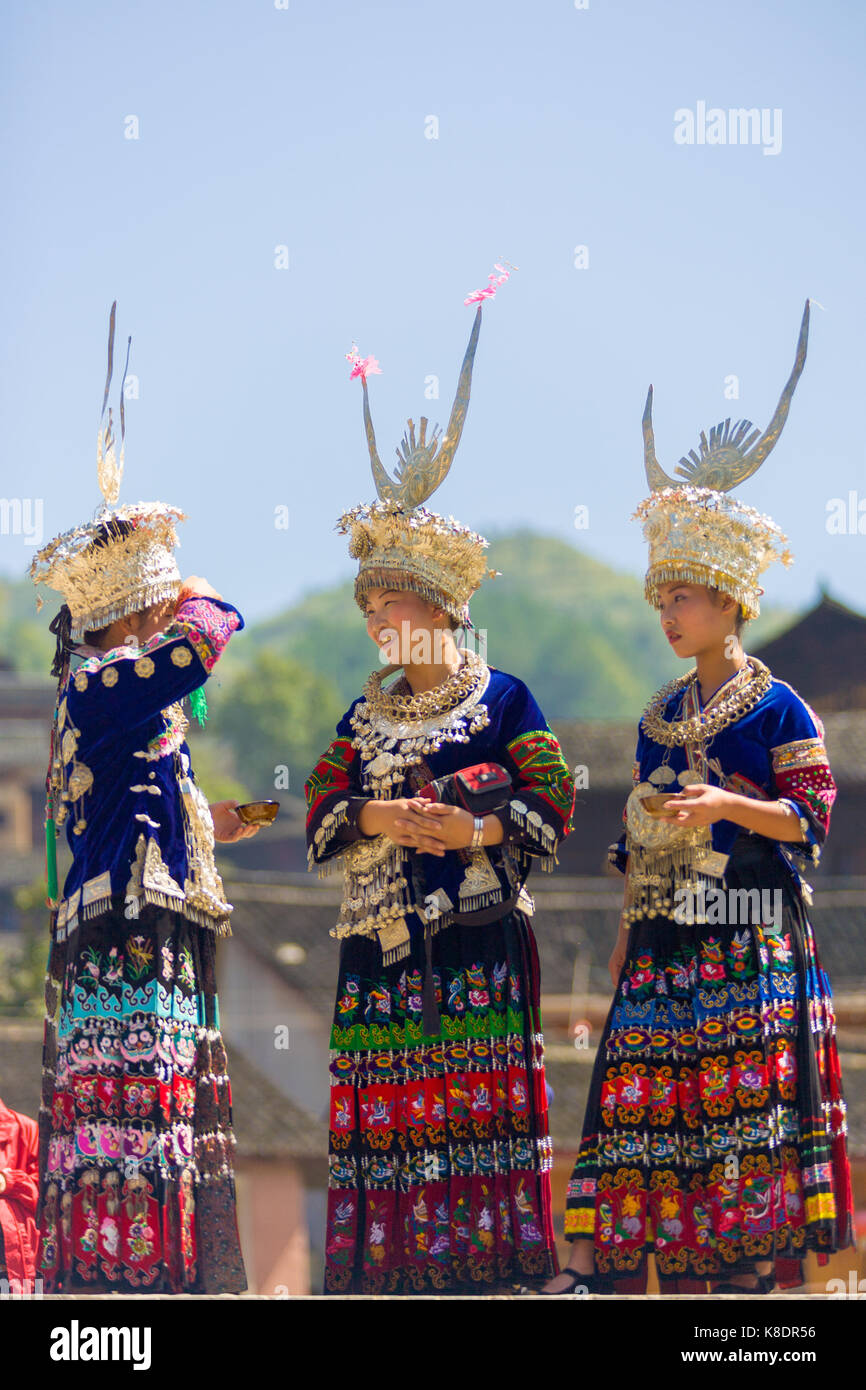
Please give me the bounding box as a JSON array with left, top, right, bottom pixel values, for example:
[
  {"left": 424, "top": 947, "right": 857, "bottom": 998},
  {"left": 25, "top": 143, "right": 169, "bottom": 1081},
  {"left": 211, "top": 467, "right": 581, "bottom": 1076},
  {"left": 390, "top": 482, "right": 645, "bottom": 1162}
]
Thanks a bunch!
[
  {"left": 753, "top": 595, "right": 866, "bottom": 711},
  {"left": 226, "top": 873, "right": 866, "bottom": 1006},
  {"left": 555, "top": 711, "right": 866, "bottom": 788},
  {"left": 227, "top": 1046, "right": 328, "bottom": 1167}
]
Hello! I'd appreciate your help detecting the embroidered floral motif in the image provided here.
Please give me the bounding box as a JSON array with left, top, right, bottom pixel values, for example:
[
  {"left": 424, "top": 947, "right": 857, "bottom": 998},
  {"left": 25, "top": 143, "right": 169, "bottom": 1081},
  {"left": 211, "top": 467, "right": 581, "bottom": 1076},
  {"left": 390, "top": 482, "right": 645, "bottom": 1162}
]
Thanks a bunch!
[
  {"left": 565, "top": 903, "right": 851, "bottom": 1276},
  {"left": 177, "top": 947, "right": 195, "bottom": 992},
  {"left": 134, "top": 703, "right": 188, "bottom": 763},
  {"left": 326, "top": 928, "right": 555, "bottom": 1293},
  {"left": 40, "top": 908, "right": 245, "bottom": 1294},
  {"left": 173, "top": 597, "right": 241, "bottom": 673},
  {"left": 125, "top": 935, "right": 154, "bottom": 981},
  {"left": 505, "top": 728, "right": 575, "bottom": 824}
]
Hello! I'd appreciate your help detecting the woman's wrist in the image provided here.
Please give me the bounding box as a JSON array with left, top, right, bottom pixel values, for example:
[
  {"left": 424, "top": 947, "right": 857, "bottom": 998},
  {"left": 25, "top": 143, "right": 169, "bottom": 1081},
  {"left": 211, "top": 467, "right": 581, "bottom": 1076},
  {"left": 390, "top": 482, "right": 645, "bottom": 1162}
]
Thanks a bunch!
[
  {"left": 459, "top": 811, "right": 505, "bottom": 850},
  {"left": 480, "top": 813, "right": 505, "bottom": 848},
  {"left": 724, "top": 790, "right": 806, "bottom": 842},
  {"left": 777, "top": 798, "right": 807, "bottom": 843},
  {"left": 718, "top": 789, "right": 748, "bottom": 826},
  {"left": 357, "top": 800, "right": 384, "bottom": 836}
]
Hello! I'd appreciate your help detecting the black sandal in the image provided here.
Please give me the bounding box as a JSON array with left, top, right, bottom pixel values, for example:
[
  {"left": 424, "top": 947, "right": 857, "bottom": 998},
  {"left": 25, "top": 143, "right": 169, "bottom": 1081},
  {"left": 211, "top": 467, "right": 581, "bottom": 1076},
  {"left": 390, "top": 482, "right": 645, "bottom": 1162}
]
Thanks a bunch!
[
  {"left": 712, "top": 1269, "right": 775, "bottom": 1295},
  {"left": 539, "top": 1269, "right": 614, "bottom": 1296}
]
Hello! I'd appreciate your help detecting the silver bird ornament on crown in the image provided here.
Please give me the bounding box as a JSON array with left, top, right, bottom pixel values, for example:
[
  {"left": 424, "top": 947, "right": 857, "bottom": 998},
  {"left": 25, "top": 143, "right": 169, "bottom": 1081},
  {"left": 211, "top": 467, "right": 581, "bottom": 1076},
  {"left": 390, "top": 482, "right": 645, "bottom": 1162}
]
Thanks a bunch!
[
  {"left": 642, "top": 299, "right": 809, "bottom": 494},
  {"left": 362, "top": 305, "right": 482, "bottom": 509},
  {"left": 338, "top": 291, "right": 506, "bottom": 632},
  {"left": 634, "top": 300, "right": 811, "bottom": 620}
]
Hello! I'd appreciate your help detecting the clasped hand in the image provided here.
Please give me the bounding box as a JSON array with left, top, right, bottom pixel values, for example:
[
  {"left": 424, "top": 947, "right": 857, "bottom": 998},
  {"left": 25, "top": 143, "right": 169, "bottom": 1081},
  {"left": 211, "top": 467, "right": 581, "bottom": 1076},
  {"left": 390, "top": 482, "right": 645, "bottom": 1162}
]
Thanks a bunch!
[{"left": 361, "top": 798, "right": 476, "bottom": 857}]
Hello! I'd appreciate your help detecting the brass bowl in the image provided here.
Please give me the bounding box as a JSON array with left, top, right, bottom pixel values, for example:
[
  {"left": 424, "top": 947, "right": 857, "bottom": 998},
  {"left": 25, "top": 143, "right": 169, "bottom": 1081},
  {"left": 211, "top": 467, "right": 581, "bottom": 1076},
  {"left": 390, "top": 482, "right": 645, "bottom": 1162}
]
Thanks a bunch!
[
  {"left": 235, "top": 800, "right": 280, "bottom": 826},
  {"left": 640, "top": 792, "right": 684, "bottom": 819}
]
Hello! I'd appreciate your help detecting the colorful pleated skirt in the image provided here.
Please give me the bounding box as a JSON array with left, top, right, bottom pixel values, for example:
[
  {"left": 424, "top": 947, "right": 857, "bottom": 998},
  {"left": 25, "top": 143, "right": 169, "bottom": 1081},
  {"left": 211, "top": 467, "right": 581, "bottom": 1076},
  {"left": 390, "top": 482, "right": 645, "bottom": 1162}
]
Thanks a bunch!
[
  {"left": 37, "top": 900, "right": 246, "bottom": 1293},
  {"left": 565, "top": 837, "right": 853, "bottom": 1288},
  {"left": 324, "top": 908, "right": 557, "bottom": 1293}
]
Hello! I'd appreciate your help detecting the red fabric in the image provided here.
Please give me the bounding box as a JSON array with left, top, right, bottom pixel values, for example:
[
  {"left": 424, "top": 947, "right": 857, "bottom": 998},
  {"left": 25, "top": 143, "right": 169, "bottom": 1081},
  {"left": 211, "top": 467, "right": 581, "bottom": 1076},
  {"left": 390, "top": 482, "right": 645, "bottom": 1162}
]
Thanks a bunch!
[{"left": 0, "top": 1098, "right": 40, "bottom": 1281}]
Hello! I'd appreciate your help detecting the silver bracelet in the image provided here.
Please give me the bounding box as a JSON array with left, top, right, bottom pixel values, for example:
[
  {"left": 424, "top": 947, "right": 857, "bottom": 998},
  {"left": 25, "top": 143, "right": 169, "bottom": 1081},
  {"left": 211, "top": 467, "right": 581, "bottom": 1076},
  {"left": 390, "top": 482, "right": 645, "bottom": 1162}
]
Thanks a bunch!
[{"left": 470, "top": 815, "right": 485, "bottom": 851}]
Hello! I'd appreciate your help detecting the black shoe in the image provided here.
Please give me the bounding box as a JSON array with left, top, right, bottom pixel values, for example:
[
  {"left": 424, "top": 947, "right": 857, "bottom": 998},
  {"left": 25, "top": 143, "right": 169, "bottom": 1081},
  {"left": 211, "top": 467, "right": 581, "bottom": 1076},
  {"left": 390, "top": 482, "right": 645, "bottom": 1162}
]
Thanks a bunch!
[
  {"left": 539, "top": 1269, "right": 614, "bottom": 1296},
  {"left": 712, "top": 1269, "right": 774, "bottom": 1295}
]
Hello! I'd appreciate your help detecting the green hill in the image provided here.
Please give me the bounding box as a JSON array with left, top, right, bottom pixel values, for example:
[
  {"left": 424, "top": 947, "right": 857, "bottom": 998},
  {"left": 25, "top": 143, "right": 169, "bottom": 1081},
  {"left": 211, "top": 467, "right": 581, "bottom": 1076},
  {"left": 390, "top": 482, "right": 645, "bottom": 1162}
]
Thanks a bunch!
[
  {"left": 217, "top": 529, "right": 795, "bottom": 720},
  {"left": 0, "top": 576, "right": 56, "bottom": 674},
  {"left": 2, "top": 530, "right": 795, "bottom": 723}
]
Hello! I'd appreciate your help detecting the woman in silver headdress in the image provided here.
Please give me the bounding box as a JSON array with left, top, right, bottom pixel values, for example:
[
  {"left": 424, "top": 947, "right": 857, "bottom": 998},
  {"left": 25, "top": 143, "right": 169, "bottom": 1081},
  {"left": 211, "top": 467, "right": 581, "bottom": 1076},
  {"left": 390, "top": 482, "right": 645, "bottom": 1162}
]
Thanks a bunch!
[
  {"left": 306, "top": 291, "right": 576, "bottom": 1294},
  {"left": 30, "top": 306, "right": 257, "bottom": 1293},
  {"left": 545, "top": 303, "right": 853, "bottom": 1295}
]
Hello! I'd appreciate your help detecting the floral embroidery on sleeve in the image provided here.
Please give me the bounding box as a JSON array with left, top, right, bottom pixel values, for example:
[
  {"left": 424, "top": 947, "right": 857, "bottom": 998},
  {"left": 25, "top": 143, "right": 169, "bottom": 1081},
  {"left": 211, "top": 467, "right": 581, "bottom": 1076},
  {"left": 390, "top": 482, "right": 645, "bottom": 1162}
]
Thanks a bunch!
[
  {"left": 771, "top": 736, "right": 836, "bottom": 866},
  {"left": 498, "top": 727, "right": 575, "bottom": 868},
  {"left": 305, "top": 734, "right": 365, "bottom": 868},
  {"left": 172, "top": 597, "right": 242, "bottom": 673}
]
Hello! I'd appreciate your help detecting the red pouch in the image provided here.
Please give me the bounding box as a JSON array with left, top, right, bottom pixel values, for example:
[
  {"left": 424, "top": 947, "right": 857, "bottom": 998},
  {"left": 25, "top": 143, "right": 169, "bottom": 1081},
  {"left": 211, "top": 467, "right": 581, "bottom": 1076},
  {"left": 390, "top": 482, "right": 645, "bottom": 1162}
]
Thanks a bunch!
[
  {"left": 454, "top": 763, "right": 512, "bottom": 812},
  {"left": 417, "top": 763, "right": 512, "bottom": 814}
]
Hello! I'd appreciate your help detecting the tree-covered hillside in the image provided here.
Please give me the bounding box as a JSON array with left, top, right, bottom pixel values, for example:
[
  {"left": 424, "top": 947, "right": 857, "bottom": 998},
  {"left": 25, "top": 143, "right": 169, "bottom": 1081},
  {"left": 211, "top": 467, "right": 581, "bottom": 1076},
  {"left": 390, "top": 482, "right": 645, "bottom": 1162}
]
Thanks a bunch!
[
  {"left": 216, "top": 528, "right": 794, "bottom": 719},
  {"left": 1, "top": 529, "right": 796, "bottom": 801}
]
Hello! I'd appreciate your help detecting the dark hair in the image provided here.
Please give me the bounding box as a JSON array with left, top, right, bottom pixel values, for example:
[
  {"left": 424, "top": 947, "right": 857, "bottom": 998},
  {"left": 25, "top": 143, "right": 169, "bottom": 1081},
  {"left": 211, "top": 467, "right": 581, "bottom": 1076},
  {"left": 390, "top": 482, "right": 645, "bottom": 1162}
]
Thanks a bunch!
[
  {"left": 49, "top": 519, "right": 136, "bottom": 677},
  {"left": 49, "top": 605, "right": 74, "bottom": 680},
  {"left": 82, "top": 621, "right": 113, "bottom": 647},
  {"left": 86, "top": 518, "right": 134, "bottom": 551}
]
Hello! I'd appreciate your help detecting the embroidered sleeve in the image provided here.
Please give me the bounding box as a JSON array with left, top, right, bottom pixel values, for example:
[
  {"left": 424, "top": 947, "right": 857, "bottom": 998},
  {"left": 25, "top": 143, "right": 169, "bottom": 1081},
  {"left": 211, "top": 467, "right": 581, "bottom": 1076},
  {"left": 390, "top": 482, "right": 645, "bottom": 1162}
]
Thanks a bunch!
[
  {"left": 171, "top": 596, "right": 243, "bottom": 672},
  {"left": 490, "top": 679, "right": 575, "bottom": 870},
  {"left": 769, "top": 696, "right": 836, "bottom": 868},
  {"left": 66, "top": 597, "right": 244, "bottom": 736},
  {"left": 608, "top": 737, "right": 642, "bottom": 875},
  {"left": 304, "top": 704, "right": 367, "bottom": 869}
]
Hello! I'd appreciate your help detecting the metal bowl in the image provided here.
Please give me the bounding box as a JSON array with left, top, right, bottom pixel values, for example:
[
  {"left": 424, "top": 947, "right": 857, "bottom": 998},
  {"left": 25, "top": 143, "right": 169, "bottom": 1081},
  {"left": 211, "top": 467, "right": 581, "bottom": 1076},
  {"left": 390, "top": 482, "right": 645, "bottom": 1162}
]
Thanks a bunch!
[
  {"left": 640, "top": 793, "right": 684, "bottom": 819},
  {"left": 235, "top": 800, "right": 280, "bottom": 826}
]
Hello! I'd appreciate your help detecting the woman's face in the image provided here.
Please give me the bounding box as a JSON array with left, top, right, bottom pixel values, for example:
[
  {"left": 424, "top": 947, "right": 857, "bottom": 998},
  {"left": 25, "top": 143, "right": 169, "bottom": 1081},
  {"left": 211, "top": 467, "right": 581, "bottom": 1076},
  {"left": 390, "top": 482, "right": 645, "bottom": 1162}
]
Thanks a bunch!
[
  {"left": 363, "top": 587, "right": 449, "bottom": 664},
  {"left": 656, "top": 582, "right": 739, "bottom": 660},
  {"left": 126, "top": 599, "right": 176, "bottom": 645}
]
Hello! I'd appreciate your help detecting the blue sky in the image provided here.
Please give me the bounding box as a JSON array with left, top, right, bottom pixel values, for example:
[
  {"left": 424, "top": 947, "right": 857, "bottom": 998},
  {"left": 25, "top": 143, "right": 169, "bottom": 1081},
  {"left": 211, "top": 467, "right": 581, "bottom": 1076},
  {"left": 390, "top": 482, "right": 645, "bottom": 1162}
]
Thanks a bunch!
[{"left": 1, "top": 0, "right": 864, "bottom": 625}]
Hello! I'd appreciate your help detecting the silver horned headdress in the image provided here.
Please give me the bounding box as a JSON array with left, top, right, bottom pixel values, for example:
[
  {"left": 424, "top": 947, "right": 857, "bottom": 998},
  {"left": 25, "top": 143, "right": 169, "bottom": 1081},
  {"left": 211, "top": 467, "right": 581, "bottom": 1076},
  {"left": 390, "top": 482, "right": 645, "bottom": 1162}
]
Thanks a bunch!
[
  {"left": 30, "top": 303, "right": 184, "bottom": 641},
  {"left": 338, "top": 304, "right": 497, "bottom": 627},
  {"left": 634, "top": 301, "right": 810, "bottom": 619}
]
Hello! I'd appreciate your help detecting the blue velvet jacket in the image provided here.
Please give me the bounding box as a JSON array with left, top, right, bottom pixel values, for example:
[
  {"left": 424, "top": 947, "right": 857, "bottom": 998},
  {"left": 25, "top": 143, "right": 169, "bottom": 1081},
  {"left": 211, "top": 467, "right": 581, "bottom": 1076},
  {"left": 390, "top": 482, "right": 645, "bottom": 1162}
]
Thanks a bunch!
[
  {"left": 52, "top": 596, "right": 243, "bottom": 939},
  {"left": 609, "top": 669, "right": 836, "bottom": 900},
  {"left": 305, "top": 665, "right": 575, "bottom": 962}
]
